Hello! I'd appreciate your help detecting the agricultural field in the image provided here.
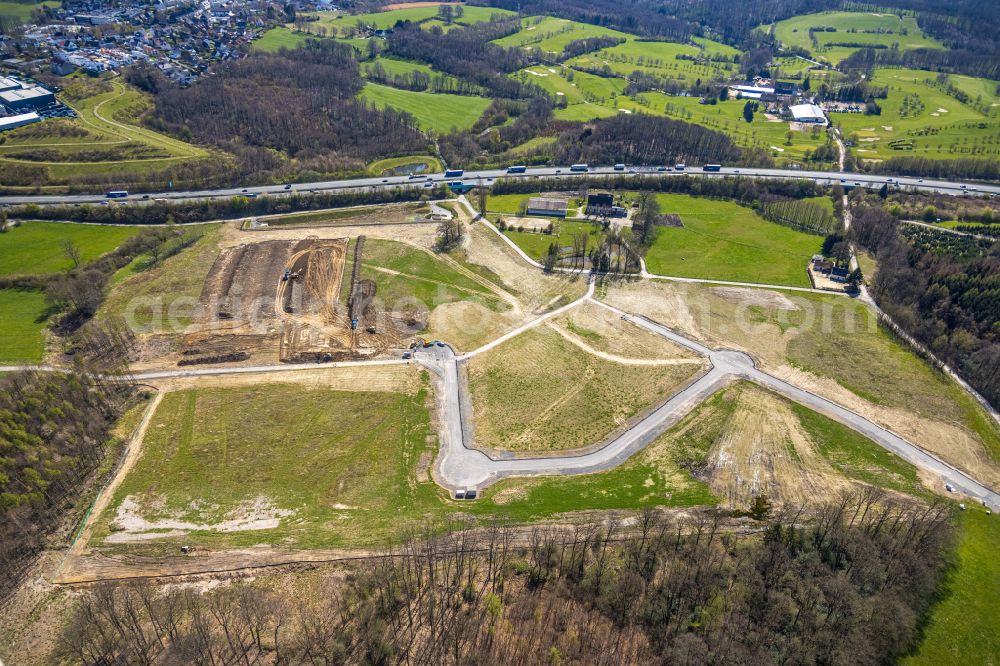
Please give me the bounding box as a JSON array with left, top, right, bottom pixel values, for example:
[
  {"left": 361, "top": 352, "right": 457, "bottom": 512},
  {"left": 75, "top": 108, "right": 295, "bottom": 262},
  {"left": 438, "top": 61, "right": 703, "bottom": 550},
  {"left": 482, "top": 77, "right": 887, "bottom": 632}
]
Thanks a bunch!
[
  {"left": 466, "top": 325, "right": 704, "bottom": 453},
  {"left": 0, "top": 221, "right": 141, "bottom": 276},
  {"left": 599, "top": 280, "right": 1000, "bottom": 488},
  {"left": 837, "top": 69, "right": 1000, "bottom": 162},
  {"left": 769, "top": 11, "right": 943, "bottom": 64},
  {"left": 0, "top": 289, "right": 48, "bottom": 363},
  {"left": 906, "top": 509, "right": 1000, "bottom": 666},
  {"left": 0, "top": 79, "right": 210, "bottom": 186},
  {"left": 359, "top": 82, "right": 491, "bottom": 133},
  {"left": 644, "top": 194, "right": 821, "bottom": 287}
]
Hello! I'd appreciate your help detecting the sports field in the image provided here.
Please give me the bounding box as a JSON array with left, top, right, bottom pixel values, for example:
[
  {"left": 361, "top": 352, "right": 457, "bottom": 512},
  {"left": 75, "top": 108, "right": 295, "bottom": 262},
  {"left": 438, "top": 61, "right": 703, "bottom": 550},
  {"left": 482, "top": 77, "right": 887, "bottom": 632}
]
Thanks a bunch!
[
  {"left": 836, "top": 69, "right": 1000, "bottom": 162},
  {"left": 770, "top": 11, "right": 942, "bottom": 64},
  {"left": 494, "top": 16, "right": 629, "bottom": 53},
  {"left": 644, "top": 194, "right": 820, "bottom": 287}
]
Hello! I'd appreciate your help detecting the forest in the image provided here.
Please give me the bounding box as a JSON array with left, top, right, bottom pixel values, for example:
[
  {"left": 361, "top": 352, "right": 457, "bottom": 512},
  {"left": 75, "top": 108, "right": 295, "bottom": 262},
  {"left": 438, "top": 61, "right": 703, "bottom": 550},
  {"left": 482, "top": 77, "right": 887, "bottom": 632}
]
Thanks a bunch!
[
  {"left": 850, "top": 199, "right": 1000, "bottom": 409},
  {"left": 134, "top": 40, "right": 429, "bottom": 181},
  {"left": 57, "top": 493, "right": 953, "bottom": 665},
  {"left": 0, "top": 325, "right": 136, "bottom": 601},
  {"left": 549, "top": 114, "right": 747, "bottom": 166}
]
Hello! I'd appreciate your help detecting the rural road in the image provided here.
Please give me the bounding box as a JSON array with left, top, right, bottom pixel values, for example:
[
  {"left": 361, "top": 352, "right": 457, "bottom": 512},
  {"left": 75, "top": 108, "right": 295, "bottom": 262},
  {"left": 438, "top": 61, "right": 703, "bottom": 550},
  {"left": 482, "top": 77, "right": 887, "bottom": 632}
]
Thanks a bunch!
[
  {"left": 417, "top": 296, "right": 1000, "bottom": 511},
  {"left": 1, "top": 164, "right": 996, "bottom": 206}
]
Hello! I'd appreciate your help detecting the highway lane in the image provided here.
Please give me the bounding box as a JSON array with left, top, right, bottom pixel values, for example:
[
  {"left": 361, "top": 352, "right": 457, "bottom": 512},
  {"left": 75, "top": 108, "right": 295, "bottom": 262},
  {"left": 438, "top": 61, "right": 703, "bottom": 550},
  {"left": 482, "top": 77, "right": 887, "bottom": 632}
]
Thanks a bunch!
[{"left": 1, "top": 164, "right": 997, "bottom": 206}]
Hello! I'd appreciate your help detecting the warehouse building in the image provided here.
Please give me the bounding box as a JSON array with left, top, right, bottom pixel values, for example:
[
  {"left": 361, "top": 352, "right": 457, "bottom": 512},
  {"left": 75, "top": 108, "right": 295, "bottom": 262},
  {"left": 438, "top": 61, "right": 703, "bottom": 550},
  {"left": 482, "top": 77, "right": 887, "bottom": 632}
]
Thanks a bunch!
[
  {"left": 0, "top": 111, "right": 40, "bottom": 132},
  {"left": 0, "top": 77, "right": 22, "bottom": 93},
  {"left": 0, "top": 85, "right": 55, "bottom": 111},
  {"left": 789, "top": 103, "right": 827, "bottom": 125},
  {"left": 526, "top": 197, "right": 568, "bottom": 217},
  {"left": 731, "top": 84, "right": 774, "bottom": 100}
]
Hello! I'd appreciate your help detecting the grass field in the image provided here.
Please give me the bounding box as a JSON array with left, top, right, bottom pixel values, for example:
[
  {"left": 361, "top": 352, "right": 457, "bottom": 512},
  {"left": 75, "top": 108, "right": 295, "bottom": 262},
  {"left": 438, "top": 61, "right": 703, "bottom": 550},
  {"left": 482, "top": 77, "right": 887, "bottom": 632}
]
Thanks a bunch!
[
  {"left": 567, "top": 38, "right": 736, "bottom": 85},
  {"left": 359, "top": 82, "right": 491, "bottom": 133},
  {"left": 791, "top": 401, "right": 929, "bottom": 497},
  {"left": 644, "top": 194, "right": 820, "bottom": 287},
  {"left": 785, "top": 298, "right": 1000, "bottom": 464},
  {"left": 467, "top": 325, "right": 702, "bottom": 452},
  {"left": 252, "top": 26, "right": 316, "bottom": 52},
  {"left": 300, "top": 5, "right": 514, "bottom": 36},
  {"left": 0, "top": 221, "right": 141, "bottom": 276},
  {"left": 0, "top": 289, "right": 48, "bottom": 363},
  {"left": 836, "top": 69, "right": 1000, "bottom": 163},
  {"left": 503, "top": 220, "right": 601, "bottom": 261},
  {"left": 360, "top": 239, "right": 506, "bottom": 314},
  {"left": 0, "top": 79, "right": 209, "bottom": 185},
  {"left": 367, "top": 154, "right": 443, "bottom": 176},
  {"left": 88, "top": 374, "right": 719, "bottom": 554},
  {"left": 515, "top": 65, "right": 829, "bottom": 164},
  {"left": 770, "top": 11, "right": 942, "bottom": 64},
  {"left": 92, "top": 380, "right": 439, "bottom": 550},
  {"left": 906, "top": 509, "right": 1000, "bottom": 666},
  {"left": 99, "top": 225, "right": 222, "bottom": 332},
  {"left": 0, "top": 0, "right": 58, "bottom": 23},
  {"left": 494, "top": 16, "right": 629, "bottom": 54}
]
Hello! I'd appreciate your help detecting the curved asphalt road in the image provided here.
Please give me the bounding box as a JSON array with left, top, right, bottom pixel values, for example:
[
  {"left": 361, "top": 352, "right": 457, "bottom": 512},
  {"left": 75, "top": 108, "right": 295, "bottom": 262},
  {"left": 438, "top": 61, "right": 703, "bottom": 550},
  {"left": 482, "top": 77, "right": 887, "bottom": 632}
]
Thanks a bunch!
[
  {"left": 1, "top": 165, "right": 997, "bottom": 206},
  {"left": 417, "top": 297, "right": 1000, "bottom": 511}
]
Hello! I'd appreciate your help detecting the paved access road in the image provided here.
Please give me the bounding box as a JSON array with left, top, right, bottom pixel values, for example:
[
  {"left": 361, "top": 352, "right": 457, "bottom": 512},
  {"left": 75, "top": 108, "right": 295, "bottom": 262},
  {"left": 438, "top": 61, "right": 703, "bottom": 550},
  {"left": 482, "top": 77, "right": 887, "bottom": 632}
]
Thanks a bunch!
[
  {"left": 1, "top": 165, "right": 997, "bottom": 206},
  {"left": 416, "top": 297, "right": 1000, "bottom": 511}
]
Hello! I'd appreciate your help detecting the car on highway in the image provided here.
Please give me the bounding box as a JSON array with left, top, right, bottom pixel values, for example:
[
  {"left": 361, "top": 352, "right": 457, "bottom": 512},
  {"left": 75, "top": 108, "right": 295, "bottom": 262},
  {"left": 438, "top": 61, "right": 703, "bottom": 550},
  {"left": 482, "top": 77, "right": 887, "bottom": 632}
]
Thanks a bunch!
[
  {"left": 423, "top": 181, "right": 433, "bottom": 188},
  {"left": 382, "top": 179, "right": 388, "bottom": 183},
  {"left": 283, "top": 184, "right": 292, "bottom": 190}
]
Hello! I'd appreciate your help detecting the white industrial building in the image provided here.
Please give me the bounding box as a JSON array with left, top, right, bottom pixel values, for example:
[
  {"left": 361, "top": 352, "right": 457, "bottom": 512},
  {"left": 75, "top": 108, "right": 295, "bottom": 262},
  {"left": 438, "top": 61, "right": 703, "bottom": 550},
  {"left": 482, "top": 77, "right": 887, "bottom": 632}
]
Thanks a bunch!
[
  {"left": 0, "top": 76, "right": 22, "bottom": 93},
  {"left": 789, "top": 103, "right": 827, "bottom": 124},
  {"left": 0, "top": 85, "right": 55, "bottom": 110},
  {"left": 0, "top": 112, "right": 40, "bottom": 132},
  {"left": 731, "top": 84, "right": 774, "bottom": 100}
]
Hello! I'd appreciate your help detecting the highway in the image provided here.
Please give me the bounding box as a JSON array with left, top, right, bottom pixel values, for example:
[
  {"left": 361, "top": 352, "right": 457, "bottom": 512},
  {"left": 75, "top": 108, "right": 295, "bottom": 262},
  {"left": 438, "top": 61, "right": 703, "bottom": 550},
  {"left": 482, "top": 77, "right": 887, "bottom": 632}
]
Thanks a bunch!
[{"left": 1, "top": 164, "right": 998, "bottom": 206}]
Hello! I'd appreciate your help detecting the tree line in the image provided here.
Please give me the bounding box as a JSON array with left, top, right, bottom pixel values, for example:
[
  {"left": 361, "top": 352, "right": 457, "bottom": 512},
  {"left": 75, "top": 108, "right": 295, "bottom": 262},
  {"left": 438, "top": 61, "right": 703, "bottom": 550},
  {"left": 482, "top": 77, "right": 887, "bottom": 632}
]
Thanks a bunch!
[
  {"left": 548, "top": 113, "right": 746, "bottom": 167},
  {"left": 492, "top": 172, "right": 830, "bottom": 206},
  {"left": 56, "top": 492, "right": 954, "bottom": 664},
  {"left": 861, "top": 156, "right": 1000, "bottom": 182},
  {"left": 8, "top": 186, "right": 434, "bottom": 226},
  {"left": 850, "top": 198, "right": 1000, "bottom": 409}
]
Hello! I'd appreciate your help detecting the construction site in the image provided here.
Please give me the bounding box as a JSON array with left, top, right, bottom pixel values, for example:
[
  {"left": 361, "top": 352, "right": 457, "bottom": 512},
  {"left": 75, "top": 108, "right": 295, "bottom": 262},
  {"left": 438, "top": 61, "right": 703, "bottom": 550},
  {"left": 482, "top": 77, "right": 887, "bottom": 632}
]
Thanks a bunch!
[{"left": 178, "top": 233, "right": 416, "bottom": 366}]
